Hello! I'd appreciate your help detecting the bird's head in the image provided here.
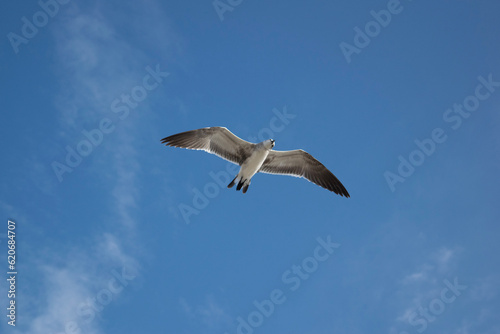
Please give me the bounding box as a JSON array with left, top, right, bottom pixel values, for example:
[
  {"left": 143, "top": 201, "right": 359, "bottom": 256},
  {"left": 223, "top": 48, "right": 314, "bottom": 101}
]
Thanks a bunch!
[{"left": 265, "top": 139, "right": 275, "bottom": 149}]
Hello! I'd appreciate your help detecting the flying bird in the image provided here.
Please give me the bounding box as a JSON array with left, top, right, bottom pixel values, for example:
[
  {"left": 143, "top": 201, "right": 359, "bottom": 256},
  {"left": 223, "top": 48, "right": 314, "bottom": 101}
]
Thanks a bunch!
[{"left": 161, "top": 127, "right": 350, "bottom": 197}]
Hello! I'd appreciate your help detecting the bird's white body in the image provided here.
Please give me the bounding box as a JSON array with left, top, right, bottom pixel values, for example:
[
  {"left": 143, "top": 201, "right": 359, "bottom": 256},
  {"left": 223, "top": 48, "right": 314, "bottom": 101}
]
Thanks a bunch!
[{"left": 235, "top": 143, "right": 271, "bottom": 189}]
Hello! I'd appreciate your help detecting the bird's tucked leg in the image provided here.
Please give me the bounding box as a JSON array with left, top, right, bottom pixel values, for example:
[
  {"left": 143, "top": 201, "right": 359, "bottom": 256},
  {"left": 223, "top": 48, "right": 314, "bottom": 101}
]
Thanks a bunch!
[
  {"left": 227, "top": 176, "right": 237, "bottom": 188},
  {"left": 236, "top": 179, "right": 247, "bottom": 191}
]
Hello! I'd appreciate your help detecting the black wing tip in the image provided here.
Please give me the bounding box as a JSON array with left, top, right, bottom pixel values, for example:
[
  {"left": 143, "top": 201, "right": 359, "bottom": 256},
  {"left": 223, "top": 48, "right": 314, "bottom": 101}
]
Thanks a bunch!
[
  {"left": 160, "top": 136, "right": 177, "bottom": 147},
  {"left": 161, "top": 132, "right": 182, "bottom": 144},
  {"left": 160, "top": 127, "right": 217, "bottom": 146},
  {"left": 319, "top": 171, "right": 350, "bottom": 198},
  {"left": 333, "top": 181, "right": 350, "bottom": 198},
  {"left": 332, "top": 182, "right": 350, "bottom": 198},
  {"left": 325, "top": 184, "right": 350, "bottom": 197},
  {"left": 337, "top": 188, "right": 350, "bottom": 198},
  {"left": 160, "top": 131, "right": 195, "bottom": 147}
]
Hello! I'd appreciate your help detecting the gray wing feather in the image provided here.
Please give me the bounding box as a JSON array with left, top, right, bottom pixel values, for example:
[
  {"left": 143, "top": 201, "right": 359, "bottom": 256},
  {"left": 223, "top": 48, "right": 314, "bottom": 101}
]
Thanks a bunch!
[
  {"left": 259, "top": 150, "right": 350, "bottom": 197},
  {"left": 161, "top": 127, "right": 255, "bottom": 165}
]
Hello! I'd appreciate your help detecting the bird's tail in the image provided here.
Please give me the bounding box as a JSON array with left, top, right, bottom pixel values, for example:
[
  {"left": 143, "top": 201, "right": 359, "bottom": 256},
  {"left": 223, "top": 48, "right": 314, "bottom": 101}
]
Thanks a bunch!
[
  {"left": 236, "top": 178, "right": 250, "bottom": 193},
  {"left": 228, "top": 175, "right": 250, "bottom": 194}
]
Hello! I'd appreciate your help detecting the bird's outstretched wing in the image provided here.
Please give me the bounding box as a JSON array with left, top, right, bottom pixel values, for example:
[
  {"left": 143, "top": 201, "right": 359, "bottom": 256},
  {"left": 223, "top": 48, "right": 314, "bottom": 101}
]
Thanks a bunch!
[
  {"left": 259, "top": 150, "right": 350, "bottom": 197},
  {"left": 161, "top": 127, "right": 255, "bottom": 165}
]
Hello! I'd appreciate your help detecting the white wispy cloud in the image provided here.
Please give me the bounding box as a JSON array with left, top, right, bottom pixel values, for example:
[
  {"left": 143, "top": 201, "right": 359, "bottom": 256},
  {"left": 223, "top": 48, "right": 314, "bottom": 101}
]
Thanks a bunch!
[
  {"left": 14, "top": 1, "right": 180, "bottom": 333},
  {"left": 179, "top": 295, "right": 234, "bottom": 332},
  {"left": 395, "top": 246, "right": 459, "bottom": 323},
  {"left": 401, "top": 263, "right": 433, "bottom": 285},
  {"left": 469, "top": 274, "right": 500, "bottom": 302},
  {"left": 26, "top": 263, "right": 104, "bottom": 334},
  {"left": 400, "top": 247, "right": 458, "bottom": 286},
  {"left": 395, "top": 251, "right": 500, "bottom": 333},
  {"left": 18, "top": 233, "right": 138, "bottom": 334}
]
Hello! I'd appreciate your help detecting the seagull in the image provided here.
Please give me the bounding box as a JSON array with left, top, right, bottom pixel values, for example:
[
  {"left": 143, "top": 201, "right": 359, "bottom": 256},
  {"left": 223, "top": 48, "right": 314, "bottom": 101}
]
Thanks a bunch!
[{"left": 161, "top": 127, "right": 350, "bottom": 197}]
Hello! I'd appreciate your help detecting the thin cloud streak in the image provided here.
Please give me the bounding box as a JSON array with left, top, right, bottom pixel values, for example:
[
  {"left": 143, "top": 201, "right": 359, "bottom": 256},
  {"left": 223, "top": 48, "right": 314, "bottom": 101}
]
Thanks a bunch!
[{"left": 16, "top": 1, "right": 179, "bottom": 333}]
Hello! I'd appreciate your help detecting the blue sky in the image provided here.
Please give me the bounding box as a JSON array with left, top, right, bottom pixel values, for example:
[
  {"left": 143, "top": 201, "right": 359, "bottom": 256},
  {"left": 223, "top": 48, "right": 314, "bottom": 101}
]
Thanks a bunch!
[{"left": 1, "top": 0, "right": 499, "bottom": 333}]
